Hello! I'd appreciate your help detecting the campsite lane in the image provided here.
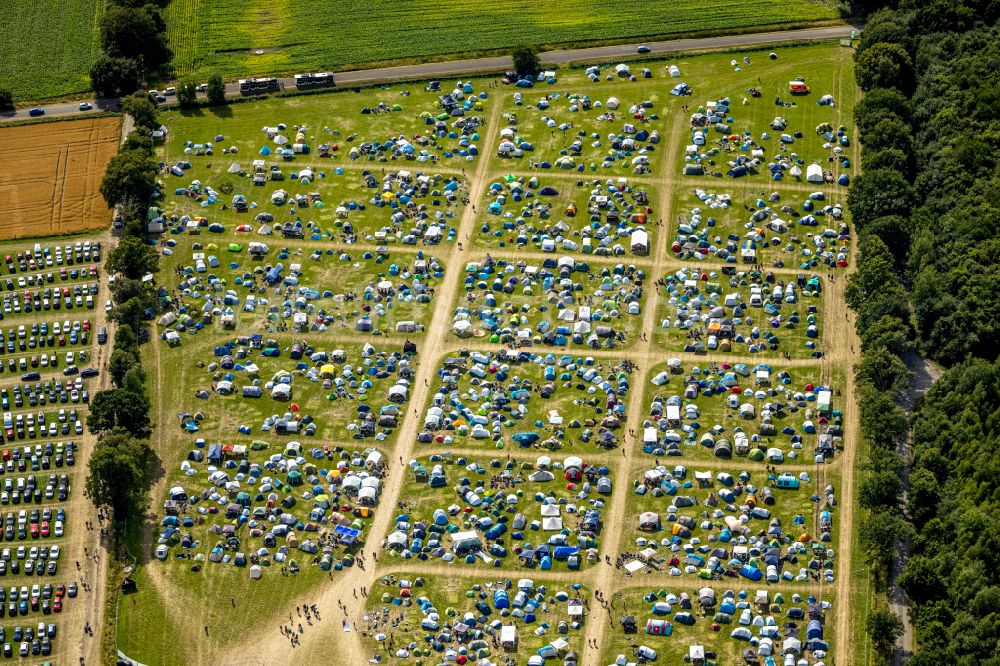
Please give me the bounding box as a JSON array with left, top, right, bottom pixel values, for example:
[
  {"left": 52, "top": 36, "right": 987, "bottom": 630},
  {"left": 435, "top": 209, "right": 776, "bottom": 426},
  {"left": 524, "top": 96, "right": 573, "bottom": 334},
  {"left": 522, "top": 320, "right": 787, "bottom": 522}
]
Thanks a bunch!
[{"left": 0, "top": 26, "right": 856, "bottom": 124}]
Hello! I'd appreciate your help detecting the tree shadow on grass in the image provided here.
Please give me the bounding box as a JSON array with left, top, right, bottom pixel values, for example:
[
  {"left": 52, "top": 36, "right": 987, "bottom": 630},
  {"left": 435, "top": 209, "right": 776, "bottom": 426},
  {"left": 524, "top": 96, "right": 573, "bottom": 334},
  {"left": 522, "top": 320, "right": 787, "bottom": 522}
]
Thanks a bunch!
[{"left": 208, "top": 105, "right": 233, "bottom": 119}]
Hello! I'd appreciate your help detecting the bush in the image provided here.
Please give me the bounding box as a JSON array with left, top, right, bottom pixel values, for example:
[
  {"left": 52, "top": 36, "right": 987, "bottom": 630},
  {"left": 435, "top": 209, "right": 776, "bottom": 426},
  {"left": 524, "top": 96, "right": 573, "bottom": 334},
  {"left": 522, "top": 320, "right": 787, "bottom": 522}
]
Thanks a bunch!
[
  {"left": 512, "top": 46, "right": 540, "bottom": 76},
  {"left": 89, "top": 55, "right": 141, "bottom": 98},
  {"left": 0, "top": 89, "right": 13, "bottom": 112},
  {"left": 177, "top": 80, "right": 198, "bottom": 108},
  {"left": 855, "top": 42, "right": 914, "bottom": 93},
  {"left": 121, "top": 92, "right": 158, "bottom": 130},
  {"left": 100, "top": 148, "right": 156, "bottom": 209},
  {"left": 206, "top": 74, "right": 226, "bottom": 105}
]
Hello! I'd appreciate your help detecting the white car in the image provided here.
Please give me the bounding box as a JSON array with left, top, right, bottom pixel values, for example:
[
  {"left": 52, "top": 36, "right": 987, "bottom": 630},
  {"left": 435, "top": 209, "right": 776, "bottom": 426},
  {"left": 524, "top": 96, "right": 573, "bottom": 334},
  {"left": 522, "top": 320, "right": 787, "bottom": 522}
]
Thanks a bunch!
[
  {"left": 105, "top": 299, "right": 112, "bottom": 312},
  {"left": 78, "top": 102, "right": 93, "bottom": 111},
  {"left": 53, "top": 522, "right": 63, "bottom": 538}
]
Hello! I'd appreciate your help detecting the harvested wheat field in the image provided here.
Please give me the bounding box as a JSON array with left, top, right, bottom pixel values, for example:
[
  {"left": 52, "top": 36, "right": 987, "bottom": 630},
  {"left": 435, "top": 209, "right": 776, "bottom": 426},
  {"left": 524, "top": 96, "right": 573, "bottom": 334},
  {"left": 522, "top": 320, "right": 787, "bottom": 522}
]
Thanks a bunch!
[{"left": 0, "top": 117, "right": 120, "bottom": 240}]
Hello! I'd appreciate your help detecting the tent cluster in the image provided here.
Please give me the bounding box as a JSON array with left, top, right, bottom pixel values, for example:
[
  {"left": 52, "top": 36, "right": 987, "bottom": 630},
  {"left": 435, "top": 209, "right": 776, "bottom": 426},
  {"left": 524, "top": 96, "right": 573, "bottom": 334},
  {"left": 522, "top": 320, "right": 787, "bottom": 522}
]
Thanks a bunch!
[
  {"left": 681, "top": 93, "right": 851, "bottom": 184},
  {"left": 631, "top": 466, "right": 836, "bottom": 582},
  {"left": 498, "top": 91, "right": 661, "bottom": 172},
  {"left": 196, "top": 339, "right": 415, "bottom": 441},
  {"left": 642, "top": 363, "right": 842, "bottom": 464},
  {"left": 333, "top": 170, "right": 464, "bottom": 245},
  {"left": 373, "top": 576, "right": 585, "bottom": 664},
  {"left": 657, "top": 266, "right": 822, "bottom": 355},
  {"left": 670, "top": 188, "right": 850, "bottom": 269},
  {"left": 386, "top": 453, "right": 611, "bottom": 569},
  {"left": 167, "top": 240, "right": 444, "bottom": 334},
  {"left": 453, "top": 255, "right": 643, "bottom": 347},
  {"left": 155, "top": 168, "right": 464, "bottom": 246},
  {"left": 480, "top": 175, "right": 652, "bottom": 255},
  {"left": 159, "top": 445, "right": 386, "bottom": 578},
  {"left": 416, "top": 349, "right": 630, "bottom": 451},
  {"left": 609, "top": 588, "right": 831, "bottom": 666}
]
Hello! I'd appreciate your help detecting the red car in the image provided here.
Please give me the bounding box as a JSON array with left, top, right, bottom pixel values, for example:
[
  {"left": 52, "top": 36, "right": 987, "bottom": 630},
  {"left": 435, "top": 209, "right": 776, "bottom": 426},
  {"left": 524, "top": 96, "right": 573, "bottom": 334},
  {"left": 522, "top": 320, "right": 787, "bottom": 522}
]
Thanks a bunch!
[
  {"left": 82, "top": 320, "right": 90, "bottom": 331},
  {"left": 40, "top": 521, "right": 49, "bottom": 537},
  {"left": 52, "top": 598, "right": 62, "bottom": 612},
  {"left": 30, "top": 523, "right": 39, "bottom": 538},
  {"left": 1, "top": 450, "right": 8, "bottom": 461}
]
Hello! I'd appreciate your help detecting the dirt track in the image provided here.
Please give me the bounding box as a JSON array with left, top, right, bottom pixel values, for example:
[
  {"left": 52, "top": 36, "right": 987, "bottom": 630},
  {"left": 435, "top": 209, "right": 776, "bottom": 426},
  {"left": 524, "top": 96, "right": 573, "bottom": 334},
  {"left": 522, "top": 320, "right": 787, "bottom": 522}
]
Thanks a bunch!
[{"left": 0, "top": 118, "right": 119, "bottom": 240}]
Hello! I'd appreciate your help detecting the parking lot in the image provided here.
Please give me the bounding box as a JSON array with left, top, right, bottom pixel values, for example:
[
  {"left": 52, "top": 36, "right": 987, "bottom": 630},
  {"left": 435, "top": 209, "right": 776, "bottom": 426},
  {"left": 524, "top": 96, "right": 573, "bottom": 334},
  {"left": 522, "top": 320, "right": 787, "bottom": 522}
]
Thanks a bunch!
[{"left": 0, "top": 235, "right": 112, "bottom": 660}]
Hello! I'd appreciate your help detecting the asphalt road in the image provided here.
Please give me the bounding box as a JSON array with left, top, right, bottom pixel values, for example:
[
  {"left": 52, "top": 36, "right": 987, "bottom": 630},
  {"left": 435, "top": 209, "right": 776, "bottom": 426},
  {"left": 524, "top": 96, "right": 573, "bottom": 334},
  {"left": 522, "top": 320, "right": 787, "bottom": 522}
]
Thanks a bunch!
[{"left": 0, "top": 24, "right": 856, "bottom": 124}]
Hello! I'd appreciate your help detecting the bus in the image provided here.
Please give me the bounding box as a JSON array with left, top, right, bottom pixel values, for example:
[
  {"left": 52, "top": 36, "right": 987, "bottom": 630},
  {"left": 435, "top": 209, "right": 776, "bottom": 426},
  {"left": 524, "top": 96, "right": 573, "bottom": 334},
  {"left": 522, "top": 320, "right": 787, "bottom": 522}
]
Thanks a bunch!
[
  {"left": 238, "top": 78, "right": 281, "bottom": 95},
  {"left": 294, "top": 72, "right": 335, "bottom": 89}
]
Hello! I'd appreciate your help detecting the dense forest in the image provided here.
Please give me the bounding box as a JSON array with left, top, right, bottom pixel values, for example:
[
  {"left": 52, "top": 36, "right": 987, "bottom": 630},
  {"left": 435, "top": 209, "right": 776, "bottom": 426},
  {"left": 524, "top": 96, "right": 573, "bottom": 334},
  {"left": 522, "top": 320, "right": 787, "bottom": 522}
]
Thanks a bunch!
[{"left": 848, "top": 1, "right": 1000, "bottom": 664}]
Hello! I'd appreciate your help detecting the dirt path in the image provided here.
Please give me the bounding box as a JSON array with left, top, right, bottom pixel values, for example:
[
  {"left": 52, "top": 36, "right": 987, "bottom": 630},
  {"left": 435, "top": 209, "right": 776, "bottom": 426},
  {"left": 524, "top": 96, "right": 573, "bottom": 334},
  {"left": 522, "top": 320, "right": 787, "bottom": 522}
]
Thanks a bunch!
[{"left": 888, "top": 352, "right": 941, "bottom": 665}]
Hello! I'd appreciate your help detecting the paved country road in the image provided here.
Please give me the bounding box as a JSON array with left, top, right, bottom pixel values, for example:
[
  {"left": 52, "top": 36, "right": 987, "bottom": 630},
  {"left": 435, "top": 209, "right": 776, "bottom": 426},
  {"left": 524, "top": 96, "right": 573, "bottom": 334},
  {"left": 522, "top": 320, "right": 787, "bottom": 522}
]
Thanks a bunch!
[{"left": 0, "top": 25, "right": 856, "bottom": 124}]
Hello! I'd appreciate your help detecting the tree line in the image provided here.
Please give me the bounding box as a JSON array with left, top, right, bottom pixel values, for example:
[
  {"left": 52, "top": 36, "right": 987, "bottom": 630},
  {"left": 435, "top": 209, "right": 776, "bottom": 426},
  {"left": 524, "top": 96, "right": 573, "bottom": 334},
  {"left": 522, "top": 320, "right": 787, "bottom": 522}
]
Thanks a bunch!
[
  {"left": 85, "top": 99, "right": 164, "bottom": 526},
  {"left": 846, "top": 2, "right": 1000, "bottom": 664}
]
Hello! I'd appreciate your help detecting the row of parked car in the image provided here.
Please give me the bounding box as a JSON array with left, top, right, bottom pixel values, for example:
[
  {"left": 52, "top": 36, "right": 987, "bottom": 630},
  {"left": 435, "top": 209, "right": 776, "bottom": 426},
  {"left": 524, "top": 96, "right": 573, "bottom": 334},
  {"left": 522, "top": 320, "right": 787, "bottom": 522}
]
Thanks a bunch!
[
  {"left": 2, "top": 381, "right": 89, "bottom": 408},
  {"left": 0, "top": 444, "right": 76, "bottom": 478},
  {"left": 0, "top": 264, "right": 99, "bottom": 291},
  {"left": 0, "top": 617, "right": 60, "bottom": 657},
  {"left": 1, "top": 472, "right": 71, "bottom": 504},
  {"left": 5, "top": 349, "right": 92, "bottom": 373},
  {"left": 1, "top": 410, "right": 83, "bottom": 442},
  {"left": 0, "top": 282, "right": 100, "bottom": 317},
  {"left": 0, "top": 322, "right": 91, "bottom": 354},
  {"left": 0, "top": 506, "right": 67, "bottom": 543},
  {"left": 4, "top": 241, "right": 101, "bottom": 275}
]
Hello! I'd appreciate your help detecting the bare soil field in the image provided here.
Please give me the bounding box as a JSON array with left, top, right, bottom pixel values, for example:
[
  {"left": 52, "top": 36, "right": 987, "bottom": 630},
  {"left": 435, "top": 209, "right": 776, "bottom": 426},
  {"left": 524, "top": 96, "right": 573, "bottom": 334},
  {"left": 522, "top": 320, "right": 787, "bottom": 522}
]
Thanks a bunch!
[{"left": 0, "top": 117, "right": 120, "bottom": 240}]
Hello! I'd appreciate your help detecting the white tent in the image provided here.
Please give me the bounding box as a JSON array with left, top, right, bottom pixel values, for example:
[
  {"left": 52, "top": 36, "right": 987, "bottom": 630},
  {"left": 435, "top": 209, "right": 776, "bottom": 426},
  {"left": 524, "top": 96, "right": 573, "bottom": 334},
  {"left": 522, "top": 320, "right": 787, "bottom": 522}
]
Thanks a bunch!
[
  {"left": 542, "top": 517, "right": 563, "bottom": 531},
  {"left": 805, "top": 164, "right": 824, "bottom": 183}
]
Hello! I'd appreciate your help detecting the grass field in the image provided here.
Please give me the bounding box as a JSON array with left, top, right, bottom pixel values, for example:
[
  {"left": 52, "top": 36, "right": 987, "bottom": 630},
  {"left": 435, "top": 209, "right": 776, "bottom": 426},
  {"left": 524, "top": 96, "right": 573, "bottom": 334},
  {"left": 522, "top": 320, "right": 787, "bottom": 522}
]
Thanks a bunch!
[
  {"left": 416, "top": 349, "right": 634, "bottom": 453},
  {"left": 383, "top": 453, "right": 613, "bottom": 570},
  {"left": 452, "top": 253, "right": 646, "bottom": 348},
  {"left": 669, "top": 184, "right": 851, "bottom": 268},
  {"left": 163, "top": 1, "right": 839, "bottom": 83},
  {"left": 599, "top": 585, "right": 838, "bottom": 666},
  {"left": 166, "top": 236, "right": 447, "bottom": 335},
  {"left": 619, "top": 456, "right": 839, "bottom": 582},
  {"left": 652, "top": 267, "right": 826, "bottom": 358},
  {"left": 638, "top": 361, "right": 834, "bottom": 465},
  {"left": 361, "top": 572, "right": 590, "bottom": 664},
  {"left": 114, "top": 42, "right": 859, "bottom": 664},
  {"left": 0, "top": 117, "right": 120, "bottom": 240},
  {"left": 472, "top": 172, "right": 658, "bottom": 257},
  {"left": 0, "top": 0, "right": 104, "bottom": 100}
]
